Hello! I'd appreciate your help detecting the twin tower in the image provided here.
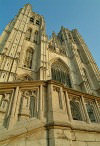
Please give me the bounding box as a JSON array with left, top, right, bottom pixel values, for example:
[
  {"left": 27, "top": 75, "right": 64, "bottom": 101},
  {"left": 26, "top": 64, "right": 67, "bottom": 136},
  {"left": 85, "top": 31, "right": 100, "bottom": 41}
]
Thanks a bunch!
[
  {"left": 0, "top": 4, "right": 100, "bottom": 96},
  {"left": 0, "top": 4, "right": 100, "bottom": 146}
]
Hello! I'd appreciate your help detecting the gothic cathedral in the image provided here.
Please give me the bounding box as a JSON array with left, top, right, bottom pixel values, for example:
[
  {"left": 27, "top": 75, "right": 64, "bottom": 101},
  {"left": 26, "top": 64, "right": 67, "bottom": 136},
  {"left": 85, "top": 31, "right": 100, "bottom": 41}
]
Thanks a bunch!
[{"left": 0, "top": 4, "right": 100, "bottom": 146}]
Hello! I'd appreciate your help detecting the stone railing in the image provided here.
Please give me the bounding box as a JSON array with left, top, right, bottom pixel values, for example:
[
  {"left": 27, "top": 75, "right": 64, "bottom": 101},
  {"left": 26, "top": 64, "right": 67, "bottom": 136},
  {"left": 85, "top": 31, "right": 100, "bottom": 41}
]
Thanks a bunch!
[{"left": 0, "top": 80, "right": 100, "bottom": 129}]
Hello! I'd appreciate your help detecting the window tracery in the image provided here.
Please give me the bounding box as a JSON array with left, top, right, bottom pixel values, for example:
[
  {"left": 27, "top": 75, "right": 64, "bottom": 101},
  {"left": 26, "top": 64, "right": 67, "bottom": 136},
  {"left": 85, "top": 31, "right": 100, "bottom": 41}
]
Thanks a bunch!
[
  {"left": 51, "top": 60, "right": 71, "bottom": 88},
  {"left": 69, "top": 97, "right": 83, "bottom": 121},
  {"left": 70, "top": 100, "right": 82, "bottom": 120},
  {"left": 85, "top": 100, "right": 97, "bottom": 123}
]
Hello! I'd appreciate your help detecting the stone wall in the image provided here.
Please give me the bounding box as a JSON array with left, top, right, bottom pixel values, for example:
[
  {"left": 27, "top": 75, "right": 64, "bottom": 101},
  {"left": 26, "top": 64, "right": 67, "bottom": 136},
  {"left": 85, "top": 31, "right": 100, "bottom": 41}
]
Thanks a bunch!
[{"left": 0, "top": 80, "right": 100, "bottom": 146}]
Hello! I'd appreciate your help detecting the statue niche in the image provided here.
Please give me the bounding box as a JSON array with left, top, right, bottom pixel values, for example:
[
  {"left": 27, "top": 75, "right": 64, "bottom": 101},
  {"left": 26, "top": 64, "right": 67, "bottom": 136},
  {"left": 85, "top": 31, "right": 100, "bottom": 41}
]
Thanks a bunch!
[
  {"left": 18, "top": 90, "right": 38, "bottom": 121},
  {"left": 0, "top": 93, "right": 11, "bottom": 127},
  {"left": 24, "top": 48, "right": 34, "bottom": 69}
]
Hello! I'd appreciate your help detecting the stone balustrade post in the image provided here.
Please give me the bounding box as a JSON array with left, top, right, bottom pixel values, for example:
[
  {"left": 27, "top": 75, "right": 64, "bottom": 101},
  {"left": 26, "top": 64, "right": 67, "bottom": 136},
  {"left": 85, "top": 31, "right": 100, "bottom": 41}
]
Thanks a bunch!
[
  {"left": 8, "top": 86, "right": 19, "bottom": 128},
  {"left": 95, "top": 99, "right": 100, "bottom": 122},
  {"left": 39, "top": 84, "right": 45, "bottom": 121},
  {"left": 65, "top": 91, "right": 73, "bottom": 121}
]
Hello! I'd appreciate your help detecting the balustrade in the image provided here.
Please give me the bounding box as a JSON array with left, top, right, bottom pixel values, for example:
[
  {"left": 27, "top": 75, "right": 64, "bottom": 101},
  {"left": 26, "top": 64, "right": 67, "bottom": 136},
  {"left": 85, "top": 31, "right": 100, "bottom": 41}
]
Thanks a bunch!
[{"left": 0, "top": 80, "right": 99, "bottom": 129}]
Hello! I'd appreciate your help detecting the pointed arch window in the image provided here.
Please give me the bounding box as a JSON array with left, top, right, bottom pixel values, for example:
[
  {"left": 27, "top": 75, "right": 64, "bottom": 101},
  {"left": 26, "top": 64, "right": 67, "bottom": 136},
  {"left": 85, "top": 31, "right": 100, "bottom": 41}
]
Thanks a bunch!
[
  {"left": 25, "top": 28, "right": 32, "bottom": 41},
  {"left": 70, "top": 99, "right": 82, "bottom": 121},
  {"left": 86, "top": 102, "right": 96, "bottom": 122},
  {"left": 51, "top": 60, "right": 72, "bottom": 88},
  {"left": 24, "top": 48, "right": 34, "bottom": 69}
]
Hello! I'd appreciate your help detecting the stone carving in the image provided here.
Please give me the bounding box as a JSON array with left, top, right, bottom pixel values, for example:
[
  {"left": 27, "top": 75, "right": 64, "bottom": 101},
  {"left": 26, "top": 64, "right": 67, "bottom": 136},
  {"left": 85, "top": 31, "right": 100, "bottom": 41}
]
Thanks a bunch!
[
  {"left": 0, "top": 93, "right": 10, "bottom": 111},
  {"left": 0, "top": 93, "right": 11, "bottom": 126},
  {"left": 24, "top": 48, "right": 34, "bottom": 69},
  {"left": 19, "top": 89, "right": 38, "bottom": 120}
]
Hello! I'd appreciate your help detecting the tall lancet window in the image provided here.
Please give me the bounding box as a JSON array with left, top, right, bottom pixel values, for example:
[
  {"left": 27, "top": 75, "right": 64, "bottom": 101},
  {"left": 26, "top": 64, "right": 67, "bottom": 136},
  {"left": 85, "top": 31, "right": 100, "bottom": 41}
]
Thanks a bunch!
[
  {"left": 25, "top": 28, "right": 32, "bottom": 41},
  {"left": 51, "top": 59, "right": 72, "bottom": 88},
  {"left": 34, "top": 30, "right": 38, "bottom": 44},
  {"left": 82, "top": 68, "right": 92, "bottom": 94},
  {"left": 24, "top": 48, "right": 33, "bottom": 69}
]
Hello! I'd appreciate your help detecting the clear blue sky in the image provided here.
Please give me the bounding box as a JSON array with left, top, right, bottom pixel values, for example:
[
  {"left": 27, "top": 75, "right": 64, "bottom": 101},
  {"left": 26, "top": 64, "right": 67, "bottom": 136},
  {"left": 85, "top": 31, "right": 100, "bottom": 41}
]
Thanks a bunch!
[{"left": 0, "top": 0, "right": 100, "bottom": 68}]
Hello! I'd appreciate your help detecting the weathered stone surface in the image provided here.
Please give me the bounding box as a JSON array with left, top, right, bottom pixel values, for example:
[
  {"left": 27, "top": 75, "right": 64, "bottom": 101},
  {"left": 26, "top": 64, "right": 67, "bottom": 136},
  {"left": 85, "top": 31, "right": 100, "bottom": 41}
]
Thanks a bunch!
[{"left": 0, "top": 3, "right": 100, "bottom": 146}]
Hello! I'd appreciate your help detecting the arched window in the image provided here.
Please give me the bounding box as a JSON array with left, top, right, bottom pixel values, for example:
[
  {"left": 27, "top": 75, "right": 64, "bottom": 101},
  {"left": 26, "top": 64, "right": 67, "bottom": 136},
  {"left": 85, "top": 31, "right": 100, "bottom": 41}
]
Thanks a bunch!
[
  {"left": 24, "top": 48, "right": 33, "bottom": 69},
  {"left": 70, "top": 100, "right": 82, "bottom": 121},
  {"left": 51, "top": 59, "right": 72, "bottom": 88},
  {"left": 30, "top": 17, "right": 34, "bottom": 23},
  {"left": 25, "top": 28, "right": 32, "bottom": 41}
]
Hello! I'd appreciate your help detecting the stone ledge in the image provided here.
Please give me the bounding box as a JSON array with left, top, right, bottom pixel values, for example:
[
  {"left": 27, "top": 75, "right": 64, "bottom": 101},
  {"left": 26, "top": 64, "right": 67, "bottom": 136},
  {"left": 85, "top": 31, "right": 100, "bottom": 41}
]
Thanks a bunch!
[
  {"left": 46, "top": 121, "right": 100, "bottom": 132},
  {"left": 0, "top": 118, "right": 45, "bottom": 142}
]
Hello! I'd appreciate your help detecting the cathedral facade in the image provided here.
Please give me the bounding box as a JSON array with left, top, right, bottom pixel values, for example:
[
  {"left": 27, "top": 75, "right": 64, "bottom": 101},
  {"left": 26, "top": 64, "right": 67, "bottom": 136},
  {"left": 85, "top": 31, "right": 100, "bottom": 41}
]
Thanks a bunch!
[{"left": 0, "top": 4, "right": 100, "bottom": 146}]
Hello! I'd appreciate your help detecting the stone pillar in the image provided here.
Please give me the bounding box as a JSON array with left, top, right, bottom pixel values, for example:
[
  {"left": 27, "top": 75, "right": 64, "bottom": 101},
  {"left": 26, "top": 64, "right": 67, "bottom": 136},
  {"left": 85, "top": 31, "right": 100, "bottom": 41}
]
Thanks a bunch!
[
  {"left": 39, "top": 84, "right": 45, "bottom": 121},
  {"left": 60, "top": 87, "right": 68, "bottom": 118},
  {"left": 14, "top": 91, "right": 22, "bottom": 122},
  {"left": 8, "top": 86, "right": 19, "bottom": 128},
  {"left": 81, "top": 95, "right": 91, "bottom": 123},
  {"left": 47, "top": 82, "right": 53, "bottom": 123},
  {"left": 65, "top": 91, "right": 73, "bottom": 121},
  {"left": 60, "top": 87, "right": 63, "bottom": 109},
  {"left": 0, "top": 94, "right": 8, "bottom": 127}
]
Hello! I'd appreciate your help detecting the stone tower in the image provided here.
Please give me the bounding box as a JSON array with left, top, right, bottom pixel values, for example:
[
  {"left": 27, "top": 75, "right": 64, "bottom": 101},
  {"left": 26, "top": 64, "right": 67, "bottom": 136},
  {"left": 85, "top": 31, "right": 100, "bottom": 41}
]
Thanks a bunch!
[
  {"left": 0, "top": 4, "right": 100, "bottom": 146},
  {"left": 0, "top": 4, "right": 99, "bottom": 96},
  {"left": 0, "top": 4, "right": 48, "bottom": 82}
]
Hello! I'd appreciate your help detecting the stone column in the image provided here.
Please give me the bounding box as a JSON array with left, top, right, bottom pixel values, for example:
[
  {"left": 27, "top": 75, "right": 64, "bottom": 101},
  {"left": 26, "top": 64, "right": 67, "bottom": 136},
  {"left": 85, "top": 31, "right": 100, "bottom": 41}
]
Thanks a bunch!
[
  {"left": 14, "top": 91, "right": 21, "bottom": 122},
  {"left": 60, "top": 87, "right": 63, "bottom": 110},
  {"left": 81, "top": 95, "right": 91, "bottom": 123},
  {"left": 39, "top": 84, "right": 45, "bottom": 121},
  {"left": 47, "top": 83, "right": 53, "bottom": 123},
  {"left": 65, "top": 91, "right": 73, "bottom": 121}
]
